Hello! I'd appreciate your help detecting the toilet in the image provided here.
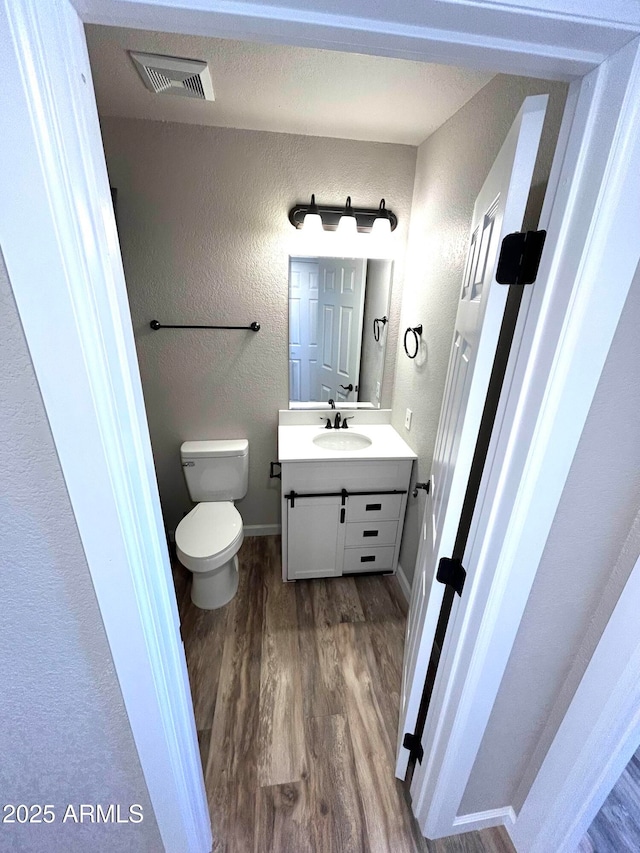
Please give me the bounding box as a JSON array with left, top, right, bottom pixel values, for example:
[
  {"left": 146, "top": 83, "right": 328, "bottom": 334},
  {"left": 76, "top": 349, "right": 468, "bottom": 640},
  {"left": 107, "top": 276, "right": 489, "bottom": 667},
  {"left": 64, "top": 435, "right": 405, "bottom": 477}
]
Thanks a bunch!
[{"left": 175, "top": 439, "right": 249, "bottom": 609}]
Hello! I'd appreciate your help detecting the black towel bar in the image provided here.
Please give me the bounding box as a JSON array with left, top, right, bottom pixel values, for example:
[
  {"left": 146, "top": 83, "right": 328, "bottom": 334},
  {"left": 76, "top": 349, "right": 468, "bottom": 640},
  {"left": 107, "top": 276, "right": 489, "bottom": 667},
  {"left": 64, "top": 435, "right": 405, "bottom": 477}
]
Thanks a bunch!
[{"left": 150, "top": 320, "right": 260, "bottom": 332}]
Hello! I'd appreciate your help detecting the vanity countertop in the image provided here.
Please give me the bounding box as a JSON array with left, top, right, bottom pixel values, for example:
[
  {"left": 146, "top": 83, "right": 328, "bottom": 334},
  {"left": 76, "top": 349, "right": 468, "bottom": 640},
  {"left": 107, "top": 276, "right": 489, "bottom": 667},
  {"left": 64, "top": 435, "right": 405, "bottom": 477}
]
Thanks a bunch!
[{"left": 278, "top": 423, "right": 417, "bottom": 463}]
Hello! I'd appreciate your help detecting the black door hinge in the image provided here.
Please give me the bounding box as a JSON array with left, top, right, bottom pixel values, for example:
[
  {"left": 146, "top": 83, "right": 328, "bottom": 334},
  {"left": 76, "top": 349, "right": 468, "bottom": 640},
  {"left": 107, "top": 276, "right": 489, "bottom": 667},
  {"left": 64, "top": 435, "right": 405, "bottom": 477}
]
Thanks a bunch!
[
  {"left": 436, "top": 557, "right": 466, "bottom": 596},
  {"left": 496, "top": 230, "right": 546, "bottom": 285},
  {"left": 402, "top": 732, "right": 424, "bottom": 763}
]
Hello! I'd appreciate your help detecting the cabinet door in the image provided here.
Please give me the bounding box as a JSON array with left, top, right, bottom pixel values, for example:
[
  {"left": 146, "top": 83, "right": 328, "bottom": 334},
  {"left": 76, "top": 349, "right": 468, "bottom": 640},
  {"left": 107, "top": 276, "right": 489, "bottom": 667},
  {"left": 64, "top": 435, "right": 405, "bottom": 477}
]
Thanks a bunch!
[{"left": 287, "top": 496, "right": 344, "bottom": 580}]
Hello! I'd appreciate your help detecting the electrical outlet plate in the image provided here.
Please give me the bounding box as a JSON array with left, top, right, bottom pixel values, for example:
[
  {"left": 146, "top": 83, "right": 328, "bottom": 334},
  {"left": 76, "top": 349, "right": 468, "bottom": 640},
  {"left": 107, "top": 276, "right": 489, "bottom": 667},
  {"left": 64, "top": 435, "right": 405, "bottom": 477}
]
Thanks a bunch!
[{"left": 405, "top": 408, "right": 413, "bottom": 430}]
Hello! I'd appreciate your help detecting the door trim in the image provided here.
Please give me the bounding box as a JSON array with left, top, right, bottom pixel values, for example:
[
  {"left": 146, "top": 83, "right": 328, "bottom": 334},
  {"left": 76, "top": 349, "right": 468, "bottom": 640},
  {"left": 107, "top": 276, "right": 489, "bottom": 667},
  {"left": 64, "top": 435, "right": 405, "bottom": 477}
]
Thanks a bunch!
[{"left": 2, "top": 0, "right": 640, "bottom": 851}]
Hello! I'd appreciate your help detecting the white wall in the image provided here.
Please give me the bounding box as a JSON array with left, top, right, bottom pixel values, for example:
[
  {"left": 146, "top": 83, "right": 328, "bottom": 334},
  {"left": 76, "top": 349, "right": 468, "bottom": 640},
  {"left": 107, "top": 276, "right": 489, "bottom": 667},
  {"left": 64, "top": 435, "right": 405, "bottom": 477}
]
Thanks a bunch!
[
  {"left": 460, "top": 262, "right": 640, "bottom": 815},
  {"left": 391, "top": 74, "right": 568, "bottom": 584},
  {"left": 0, "top": 250, "right": 162, "bottom": 852},
  {"left": 101, "top": 117, "right": 415, "bottom": 533}
]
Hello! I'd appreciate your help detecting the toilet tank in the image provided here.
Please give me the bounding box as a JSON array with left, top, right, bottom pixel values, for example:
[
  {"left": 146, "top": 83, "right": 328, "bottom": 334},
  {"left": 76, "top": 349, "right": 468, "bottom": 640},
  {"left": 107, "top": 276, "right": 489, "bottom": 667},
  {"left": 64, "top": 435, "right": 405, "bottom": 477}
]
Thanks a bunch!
[{"left": 180, "top": 440, "right": 249, "bottom": 502}]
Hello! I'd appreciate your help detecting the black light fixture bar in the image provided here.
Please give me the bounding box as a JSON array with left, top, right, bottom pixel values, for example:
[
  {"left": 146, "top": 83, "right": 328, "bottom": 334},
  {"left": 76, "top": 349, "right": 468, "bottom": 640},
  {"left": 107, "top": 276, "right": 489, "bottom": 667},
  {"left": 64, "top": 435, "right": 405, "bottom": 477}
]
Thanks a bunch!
[{"left": 288, "top": 198, "right": 398, "bottom": 233}]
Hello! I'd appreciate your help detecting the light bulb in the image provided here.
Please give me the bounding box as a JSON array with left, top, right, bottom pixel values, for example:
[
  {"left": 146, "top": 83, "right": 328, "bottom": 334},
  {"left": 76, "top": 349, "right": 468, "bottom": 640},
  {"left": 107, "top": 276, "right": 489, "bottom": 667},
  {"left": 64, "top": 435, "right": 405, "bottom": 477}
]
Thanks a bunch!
[
  {"left": 302, "top": 212, "right": 323, "bottom": 233},
  {"left": 337, "top": 195, "right": 358, "bottom": 238},
  {"left": 371, "top": 217, "right": 391, "bottom": 238},
  {"left": 337, "top": 214, "right": 358, "bottom": 237}
]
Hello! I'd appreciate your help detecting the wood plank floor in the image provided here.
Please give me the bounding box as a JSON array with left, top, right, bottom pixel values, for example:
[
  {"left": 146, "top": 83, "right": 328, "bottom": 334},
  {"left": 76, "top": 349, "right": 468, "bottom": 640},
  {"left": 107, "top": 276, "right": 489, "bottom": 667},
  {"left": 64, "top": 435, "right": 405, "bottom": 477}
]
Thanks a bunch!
[
  {"left": 579, "top": 748, "right": 640, "bottom": 852},
  {"left": 173, "top": 535, "right": 515, "bottom": 853}
]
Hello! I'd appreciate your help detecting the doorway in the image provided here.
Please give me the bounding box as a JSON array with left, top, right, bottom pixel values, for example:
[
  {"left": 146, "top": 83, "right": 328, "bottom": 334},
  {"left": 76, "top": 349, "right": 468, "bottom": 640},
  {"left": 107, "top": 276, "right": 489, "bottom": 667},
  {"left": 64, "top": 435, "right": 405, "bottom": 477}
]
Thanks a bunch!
[
  {"left": 89, "top": 21, "right": 558, "bottom": 845},
  {"left": 3, "top": 3, "right": 640, "bottom": 852}
]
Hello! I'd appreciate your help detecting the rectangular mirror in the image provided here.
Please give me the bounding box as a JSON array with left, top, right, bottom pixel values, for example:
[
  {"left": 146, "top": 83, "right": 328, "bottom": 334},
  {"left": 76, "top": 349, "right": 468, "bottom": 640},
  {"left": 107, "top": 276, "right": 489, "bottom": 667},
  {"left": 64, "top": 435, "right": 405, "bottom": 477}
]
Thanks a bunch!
[{"left": 288, "top": 256, "right": 393, "bottom": 408}]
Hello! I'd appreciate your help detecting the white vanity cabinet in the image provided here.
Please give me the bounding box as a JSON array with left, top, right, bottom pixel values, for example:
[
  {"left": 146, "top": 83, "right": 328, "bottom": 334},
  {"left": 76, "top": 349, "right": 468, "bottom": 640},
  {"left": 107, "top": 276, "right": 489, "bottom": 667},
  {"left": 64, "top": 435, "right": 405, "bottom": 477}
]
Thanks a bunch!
[{"left": 281, "top": 459, "right": 413, "bottom": 581}]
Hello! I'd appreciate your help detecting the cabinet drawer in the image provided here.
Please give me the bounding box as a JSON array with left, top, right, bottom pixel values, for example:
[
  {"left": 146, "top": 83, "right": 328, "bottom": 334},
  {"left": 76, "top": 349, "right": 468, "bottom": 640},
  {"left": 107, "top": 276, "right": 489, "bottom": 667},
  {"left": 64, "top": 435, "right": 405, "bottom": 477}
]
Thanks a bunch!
[
  {"left": 281, "top": 460, "right": 413, "bottom": 493},
  {"left": 342, "top": 546, "right": 395, "bottom": 574},
  {"left": 347, "top": 493, "right": 403, "bottom": 522},
  {"left": 345, "top": 520, "right": 398, "bottom": 547}
]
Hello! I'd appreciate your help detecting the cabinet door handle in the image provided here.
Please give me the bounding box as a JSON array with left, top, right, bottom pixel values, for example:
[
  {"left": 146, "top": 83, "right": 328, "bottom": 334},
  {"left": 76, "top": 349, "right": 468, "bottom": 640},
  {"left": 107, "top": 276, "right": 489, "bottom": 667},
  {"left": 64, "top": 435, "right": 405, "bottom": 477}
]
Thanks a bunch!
[
  {"left": 361, "top": 555, "right": 376, "bottom": 563},
  {"left": 363, "top": 530, "right": 379, "bottom": 537},
  {"left": 366, "top": 503, "right": 382, "bottom": 511},
  {"left": 340, "top": 507, "right": 345, "bottom": 523}
]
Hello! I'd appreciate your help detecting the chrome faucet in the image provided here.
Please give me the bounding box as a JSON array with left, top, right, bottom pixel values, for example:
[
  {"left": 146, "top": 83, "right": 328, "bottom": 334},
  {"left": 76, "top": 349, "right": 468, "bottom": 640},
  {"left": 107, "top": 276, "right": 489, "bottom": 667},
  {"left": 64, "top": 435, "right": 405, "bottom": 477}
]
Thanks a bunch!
[{"left": 334, "top": 412, "right": 342, "bottom": 429}]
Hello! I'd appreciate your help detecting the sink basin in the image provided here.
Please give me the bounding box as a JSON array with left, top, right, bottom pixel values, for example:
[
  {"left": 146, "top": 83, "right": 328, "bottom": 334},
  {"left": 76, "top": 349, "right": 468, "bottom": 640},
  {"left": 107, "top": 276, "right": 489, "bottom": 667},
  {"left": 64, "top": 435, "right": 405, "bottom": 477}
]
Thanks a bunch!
[{"left": 313, "top": 431, "right": 373, "bottom": 451}]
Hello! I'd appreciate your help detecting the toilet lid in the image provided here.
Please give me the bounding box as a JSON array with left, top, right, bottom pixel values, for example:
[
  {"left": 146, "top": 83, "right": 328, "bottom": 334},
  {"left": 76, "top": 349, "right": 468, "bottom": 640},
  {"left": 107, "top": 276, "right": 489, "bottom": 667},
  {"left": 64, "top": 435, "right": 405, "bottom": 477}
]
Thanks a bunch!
[{"left": 175, "top": 502, "right": 242, "bottom": 560}]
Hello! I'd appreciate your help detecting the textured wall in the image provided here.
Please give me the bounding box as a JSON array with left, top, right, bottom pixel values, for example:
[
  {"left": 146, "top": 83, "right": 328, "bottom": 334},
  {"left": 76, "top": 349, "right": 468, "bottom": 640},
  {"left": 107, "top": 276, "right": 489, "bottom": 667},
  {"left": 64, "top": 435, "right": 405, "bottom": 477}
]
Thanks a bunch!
[
  {"left": 390, "top": 74, "right": 568, "bottom": 583},
  {"left": 460, "top": 262, "right": 640, "bottom": 814},
  {"left": 101, "top": 117, "right": 415, "bottom": 532},
  {"left": 0, "top": 251, "right": 162, "bottom": 852}
]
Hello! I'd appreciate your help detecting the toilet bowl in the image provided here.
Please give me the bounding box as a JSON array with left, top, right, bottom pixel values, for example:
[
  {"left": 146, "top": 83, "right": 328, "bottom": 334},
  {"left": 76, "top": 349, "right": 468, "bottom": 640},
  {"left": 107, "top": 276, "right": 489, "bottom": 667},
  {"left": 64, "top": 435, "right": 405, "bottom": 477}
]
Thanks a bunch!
[
  {"left": 175, "top": 439, "right": 249, "bottom": 609},
  {"left": 175, "top": 502, "right": 244, "bottom": 609}
]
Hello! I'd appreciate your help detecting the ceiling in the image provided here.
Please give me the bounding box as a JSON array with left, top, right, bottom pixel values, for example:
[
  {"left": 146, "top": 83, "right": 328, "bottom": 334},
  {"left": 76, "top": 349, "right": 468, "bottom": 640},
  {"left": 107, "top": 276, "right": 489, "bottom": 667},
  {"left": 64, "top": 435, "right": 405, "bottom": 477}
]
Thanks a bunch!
[{"left": 85, "top": 25, "right": 494, "bottom": 146}]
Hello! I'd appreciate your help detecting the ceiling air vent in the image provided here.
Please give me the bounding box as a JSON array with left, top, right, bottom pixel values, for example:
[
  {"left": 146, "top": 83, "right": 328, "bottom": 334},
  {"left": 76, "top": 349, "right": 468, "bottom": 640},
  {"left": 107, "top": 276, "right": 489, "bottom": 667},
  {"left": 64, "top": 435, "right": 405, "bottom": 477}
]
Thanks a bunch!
[{"left": 130, "top": 51, "right": 215, "bottom": 101}]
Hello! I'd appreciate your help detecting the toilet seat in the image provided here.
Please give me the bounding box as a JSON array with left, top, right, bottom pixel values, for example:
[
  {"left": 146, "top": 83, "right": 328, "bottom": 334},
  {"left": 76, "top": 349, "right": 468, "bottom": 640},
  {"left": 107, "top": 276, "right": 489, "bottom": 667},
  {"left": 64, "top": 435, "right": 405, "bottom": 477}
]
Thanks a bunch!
[{"left": 175, "top": 501, "right": 243, "bottom": 573}]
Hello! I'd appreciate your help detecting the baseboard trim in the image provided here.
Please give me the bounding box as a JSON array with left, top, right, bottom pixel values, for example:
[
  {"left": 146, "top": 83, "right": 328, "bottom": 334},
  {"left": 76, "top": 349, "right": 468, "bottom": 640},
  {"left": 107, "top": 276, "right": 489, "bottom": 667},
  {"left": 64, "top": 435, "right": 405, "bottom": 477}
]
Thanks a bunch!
[
  {"left": 168, "top": 524, "right": 281, "bottom": 542},
  {"left": 396, "top": 562, "right": 411, "bottom": 603},
  {"left": 452, "top": 806, "right": 516, "bottom": 833},
  {"left": 244, "top": 524, "right": 281, "bottom": 537}
]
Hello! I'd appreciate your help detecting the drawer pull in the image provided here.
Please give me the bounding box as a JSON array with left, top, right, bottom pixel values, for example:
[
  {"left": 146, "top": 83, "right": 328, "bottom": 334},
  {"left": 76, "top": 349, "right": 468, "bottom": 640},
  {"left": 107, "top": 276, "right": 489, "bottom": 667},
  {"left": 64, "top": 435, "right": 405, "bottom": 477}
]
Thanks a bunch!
[
  {"left": 366, "top": 503, "right": 382, "bottom": 511},
  {"left": 361, "top": 555, "right": 376, "bottom": 563},
  {"left": 363, "top": 530, "right": 379, "bottom": 538}
]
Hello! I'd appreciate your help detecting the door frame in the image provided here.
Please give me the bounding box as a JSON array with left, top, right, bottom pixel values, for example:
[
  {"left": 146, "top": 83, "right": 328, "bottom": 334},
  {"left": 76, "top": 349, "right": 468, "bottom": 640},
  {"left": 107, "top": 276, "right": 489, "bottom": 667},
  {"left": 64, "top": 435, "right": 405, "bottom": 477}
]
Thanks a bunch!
[{"left": 2, "top": 1, "right": 639, "bottom": 851}]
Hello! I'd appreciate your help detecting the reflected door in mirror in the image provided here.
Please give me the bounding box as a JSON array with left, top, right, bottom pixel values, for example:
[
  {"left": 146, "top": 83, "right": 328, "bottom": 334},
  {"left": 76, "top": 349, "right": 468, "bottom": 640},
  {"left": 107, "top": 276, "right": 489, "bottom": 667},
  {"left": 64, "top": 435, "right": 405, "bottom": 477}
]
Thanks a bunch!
[
  {"left": 289, "top": 256, "right": 392, "bottom": 407},
  {"left": 289, "top": 259, "right": 319, "bottom": 401},
  {"left": 317, "top": 257, "right": 366, "bottom": 404}
]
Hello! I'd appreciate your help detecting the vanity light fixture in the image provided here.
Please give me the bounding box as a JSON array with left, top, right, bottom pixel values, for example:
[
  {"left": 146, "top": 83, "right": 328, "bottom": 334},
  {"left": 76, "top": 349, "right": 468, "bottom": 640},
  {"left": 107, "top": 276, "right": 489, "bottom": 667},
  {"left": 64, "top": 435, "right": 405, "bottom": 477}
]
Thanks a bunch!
[{"left": 288, "top": 196, "right": 398, "bottom": 233}]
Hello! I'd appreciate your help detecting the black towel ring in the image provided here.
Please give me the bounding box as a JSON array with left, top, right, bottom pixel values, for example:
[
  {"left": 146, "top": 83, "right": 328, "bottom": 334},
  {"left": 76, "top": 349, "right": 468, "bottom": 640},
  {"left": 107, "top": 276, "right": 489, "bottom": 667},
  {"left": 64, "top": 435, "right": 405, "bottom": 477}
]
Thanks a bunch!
[
  {"left": 404, "top": 324, "right": 423, "bottom": 359},
  {"left": 373, "top": 315, "right": 388, "bottom": 342}
]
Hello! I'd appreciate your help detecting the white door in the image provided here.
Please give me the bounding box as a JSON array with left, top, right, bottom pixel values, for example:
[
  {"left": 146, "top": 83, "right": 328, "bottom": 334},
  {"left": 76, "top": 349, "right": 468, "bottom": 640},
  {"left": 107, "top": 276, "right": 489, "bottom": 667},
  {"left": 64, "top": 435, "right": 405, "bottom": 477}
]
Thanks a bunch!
[
  {"left": 396, "top": 96, "right": 548, "bottom": 781},
  {"left": 289, "top": 258, "right": 319, "bottom": 401},
  {"left": 316, "top": 257, "right": 366, "bottom": 403}
]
